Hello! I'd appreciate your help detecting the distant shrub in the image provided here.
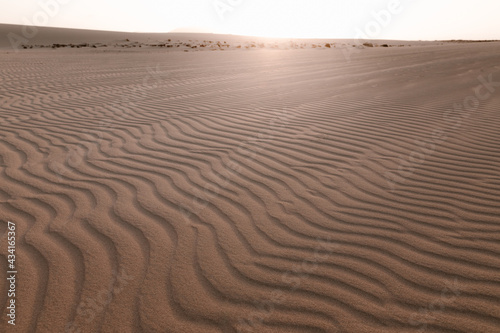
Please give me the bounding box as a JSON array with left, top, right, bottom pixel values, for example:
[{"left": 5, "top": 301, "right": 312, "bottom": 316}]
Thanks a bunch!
[{"left": 363, "top": 42, "right": 374, "bottom": 47}]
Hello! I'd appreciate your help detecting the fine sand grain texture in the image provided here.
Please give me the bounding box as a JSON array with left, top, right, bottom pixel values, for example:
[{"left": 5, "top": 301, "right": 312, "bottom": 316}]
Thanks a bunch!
[{"left": 1, "top": 36, "right": 500, "bottom": 333}]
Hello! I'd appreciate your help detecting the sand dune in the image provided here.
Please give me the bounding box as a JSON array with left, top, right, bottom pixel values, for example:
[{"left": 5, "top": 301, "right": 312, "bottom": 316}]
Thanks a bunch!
[
  {"left": 0, "top": 23, "right": 445, "bottom": 51},
  {"left": 1, "top": 31, "right": 500, "bottom": 333}
]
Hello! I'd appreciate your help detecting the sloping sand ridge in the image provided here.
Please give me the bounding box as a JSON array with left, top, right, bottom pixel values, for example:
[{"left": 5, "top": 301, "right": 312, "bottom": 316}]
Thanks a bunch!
[{"left": 1, "top": 33, "right": 500, "bottom": 332}]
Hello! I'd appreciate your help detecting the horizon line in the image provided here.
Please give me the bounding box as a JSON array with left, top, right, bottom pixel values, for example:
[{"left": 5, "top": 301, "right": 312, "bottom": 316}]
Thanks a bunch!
[{"left": 1, "top": 23, "right": 499, "bottom": 42}]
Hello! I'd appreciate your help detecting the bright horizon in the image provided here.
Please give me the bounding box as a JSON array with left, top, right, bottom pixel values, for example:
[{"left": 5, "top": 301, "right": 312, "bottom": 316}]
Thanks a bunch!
[{"left": 1, "top": 0, "right": 500, "bottom": 40}]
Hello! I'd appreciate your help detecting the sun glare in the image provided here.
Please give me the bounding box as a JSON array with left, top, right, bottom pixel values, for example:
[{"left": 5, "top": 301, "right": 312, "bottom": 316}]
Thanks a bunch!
[{"left": 1, "top": 0, "right": 500, "bottom": 40}]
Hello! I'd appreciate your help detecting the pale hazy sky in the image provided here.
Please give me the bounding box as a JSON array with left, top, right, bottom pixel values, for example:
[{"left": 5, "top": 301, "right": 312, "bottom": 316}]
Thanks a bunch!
[{"left": 1, "top": 0, "right": 500, "bottom": 40}]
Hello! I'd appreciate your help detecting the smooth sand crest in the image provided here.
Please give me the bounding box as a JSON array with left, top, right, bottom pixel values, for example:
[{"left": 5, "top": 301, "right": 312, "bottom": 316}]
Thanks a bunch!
[{"left": 1, "top": 31, "right": 500, "bottom": 333}]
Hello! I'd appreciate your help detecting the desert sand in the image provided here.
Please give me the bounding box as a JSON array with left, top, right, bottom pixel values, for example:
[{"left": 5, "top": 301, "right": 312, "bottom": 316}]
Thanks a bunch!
[{"left": 1, "top": 25, "right": 500, "bottom": 333}]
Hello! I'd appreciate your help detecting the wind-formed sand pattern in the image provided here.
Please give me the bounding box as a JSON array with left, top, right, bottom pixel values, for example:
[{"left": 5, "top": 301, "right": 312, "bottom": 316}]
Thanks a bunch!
[{"left": 1, "top": 39, "right": 500, "bottom": 332}]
